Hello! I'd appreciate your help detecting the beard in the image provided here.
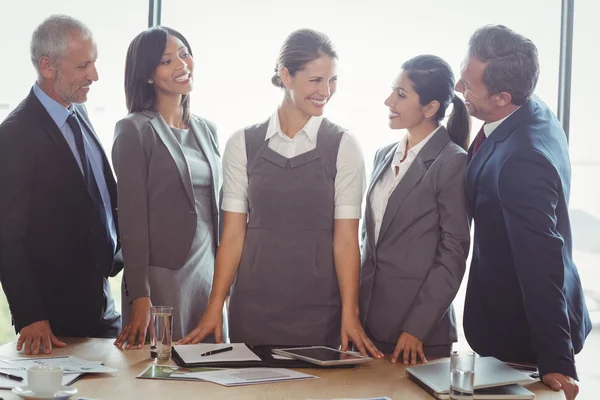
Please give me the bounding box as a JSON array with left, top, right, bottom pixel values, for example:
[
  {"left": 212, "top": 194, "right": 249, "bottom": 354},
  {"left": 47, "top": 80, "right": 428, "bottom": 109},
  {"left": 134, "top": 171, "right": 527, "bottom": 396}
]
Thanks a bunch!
[{"left": 53, "top": 70, "right": 86, "bottom": 105}]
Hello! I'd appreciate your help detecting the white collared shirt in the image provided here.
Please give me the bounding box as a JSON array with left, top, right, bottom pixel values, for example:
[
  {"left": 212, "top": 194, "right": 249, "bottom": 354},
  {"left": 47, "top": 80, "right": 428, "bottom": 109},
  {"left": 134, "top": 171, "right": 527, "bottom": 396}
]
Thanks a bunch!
[
  {"left": 221, "top": 111, "right": 366, "bottom": 219},
  {"left": 483, "top": 106, "right": 522, "bottom": 137},
  {"left": 370, "top": 126, "right": 441, "bottom": 242}
]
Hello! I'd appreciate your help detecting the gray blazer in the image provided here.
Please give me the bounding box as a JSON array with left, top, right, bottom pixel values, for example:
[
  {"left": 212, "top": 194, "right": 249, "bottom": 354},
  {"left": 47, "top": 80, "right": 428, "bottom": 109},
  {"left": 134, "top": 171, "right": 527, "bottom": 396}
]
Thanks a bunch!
[
  {"left": 112, "top": 110, "right": 221, "bottom": 300},
  {"left": 359, "top": 127, "right": 470, "bottom": 348}
]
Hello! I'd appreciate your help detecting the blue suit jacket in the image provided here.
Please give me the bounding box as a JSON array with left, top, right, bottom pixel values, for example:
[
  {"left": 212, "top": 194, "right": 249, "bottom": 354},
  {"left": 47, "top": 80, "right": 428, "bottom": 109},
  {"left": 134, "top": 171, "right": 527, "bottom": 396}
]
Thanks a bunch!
[{"left": 463, "top": 97, "right": 591, "bottom": 380}]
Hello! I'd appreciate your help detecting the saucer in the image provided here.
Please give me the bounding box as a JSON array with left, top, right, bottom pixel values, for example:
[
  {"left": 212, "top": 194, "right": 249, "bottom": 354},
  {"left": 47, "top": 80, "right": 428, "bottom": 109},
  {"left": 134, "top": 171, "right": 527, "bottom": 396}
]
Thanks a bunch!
[{"left": 12, "top": 385, "right": 78, "bottom": 399}]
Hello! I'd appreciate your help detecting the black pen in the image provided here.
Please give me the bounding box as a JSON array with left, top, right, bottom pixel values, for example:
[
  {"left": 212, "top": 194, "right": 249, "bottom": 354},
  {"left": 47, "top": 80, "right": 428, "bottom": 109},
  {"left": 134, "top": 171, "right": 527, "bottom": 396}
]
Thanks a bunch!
[
  {"left": 200, "top": 346, "right": 233, "bottom": 357},
  {"left": 0, "top": 371, "right": 23, "bottom": 381}
]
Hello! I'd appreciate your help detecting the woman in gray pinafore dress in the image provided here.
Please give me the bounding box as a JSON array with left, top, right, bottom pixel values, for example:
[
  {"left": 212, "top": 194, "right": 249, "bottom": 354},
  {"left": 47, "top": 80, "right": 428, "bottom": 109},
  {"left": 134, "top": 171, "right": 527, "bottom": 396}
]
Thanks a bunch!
[
  {"left": 180, "top": 29, "right": 381, "bottom": 359},
  {"left": 112, "top": 26, "right": 226, "bottom": 347}
]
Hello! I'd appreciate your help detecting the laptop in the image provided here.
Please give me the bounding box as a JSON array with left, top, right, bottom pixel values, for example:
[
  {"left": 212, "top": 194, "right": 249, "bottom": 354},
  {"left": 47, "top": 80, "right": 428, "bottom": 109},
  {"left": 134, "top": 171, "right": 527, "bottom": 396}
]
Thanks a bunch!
[{"left": 406, "top": 356, "right": 535, "bottom": 399}]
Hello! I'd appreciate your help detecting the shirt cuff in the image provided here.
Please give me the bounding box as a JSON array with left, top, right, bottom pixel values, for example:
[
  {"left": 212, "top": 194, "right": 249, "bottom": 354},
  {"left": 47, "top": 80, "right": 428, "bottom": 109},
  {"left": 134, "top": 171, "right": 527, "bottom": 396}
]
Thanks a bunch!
[
  {"left": 334, "top": 205, "right": 362, "bottom": 219},
  {"left": 221, "top": 197, "right": 248, "bottom": 213}
]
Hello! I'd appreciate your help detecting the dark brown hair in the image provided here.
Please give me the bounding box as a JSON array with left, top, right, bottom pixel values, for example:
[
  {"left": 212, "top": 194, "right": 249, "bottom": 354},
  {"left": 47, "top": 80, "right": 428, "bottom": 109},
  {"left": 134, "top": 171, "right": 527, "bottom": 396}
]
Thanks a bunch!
[
  {"left": 271, "top": 29, "right": 337, "bottom": 88},
  {"left": 124, "top": 26, "right": 193, "bottom": 122},
  {"left": 468, "top": 25, "right": 539, "bottom": 105},
  {"left": 402, "top": 55, "right": 471, "bottom": 150}
]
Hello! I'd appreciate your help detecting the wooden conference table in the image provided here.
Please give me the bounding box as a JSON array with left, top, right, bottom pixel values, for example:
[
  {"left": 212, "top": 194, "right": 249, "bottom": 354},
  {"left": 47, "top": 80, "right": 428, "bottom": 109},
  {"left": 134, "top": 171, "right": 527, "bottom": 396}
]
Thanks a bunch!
[{"left": 0, "top": 338, "right": 564, "bottom": 400}]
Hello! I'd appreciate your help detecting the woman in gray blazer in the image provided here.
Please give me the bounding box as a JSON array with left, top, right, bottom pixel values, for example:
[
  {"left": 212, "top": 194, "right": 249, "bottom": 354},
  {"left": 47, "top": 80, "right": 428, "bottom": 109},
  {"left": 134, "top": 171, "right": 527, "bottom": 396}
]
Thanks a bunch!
[
  {"left": 360, "top": 55, "right": 471, "bottom": 365},
  {"left": 112, "top": 27, "right": 224, "bottom": 347}
]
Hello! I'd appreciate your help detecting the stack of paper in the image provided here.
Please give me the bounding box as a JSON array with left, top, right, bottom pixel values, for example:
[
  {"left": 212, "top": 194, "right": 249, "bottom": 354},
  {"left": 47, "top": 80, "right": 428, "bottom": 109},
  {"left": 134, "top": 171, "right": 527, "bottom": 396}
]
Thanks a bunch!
[
  {"left": 137, "top": 364, "right": 316, "bottom": 387},
  {"left": 184, "top": 367, "right": 316, "bottom": 386},
  {"left": 0, "top": 356, "right": 118, "bottom": 390},
  {"left": 5, "top": 356, "right": 118, "bottom": 373}
]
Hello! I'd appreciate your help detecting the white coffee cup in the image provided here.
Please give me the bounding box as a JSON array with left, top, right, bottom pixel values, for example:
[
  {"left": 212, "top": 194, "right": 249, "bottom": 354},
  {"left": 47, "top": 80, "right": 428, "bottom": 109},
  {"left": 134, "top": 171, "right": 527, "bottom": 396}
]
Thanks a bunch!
[{"left": 27, "top": 364, "right": 63, "bottom": 396}]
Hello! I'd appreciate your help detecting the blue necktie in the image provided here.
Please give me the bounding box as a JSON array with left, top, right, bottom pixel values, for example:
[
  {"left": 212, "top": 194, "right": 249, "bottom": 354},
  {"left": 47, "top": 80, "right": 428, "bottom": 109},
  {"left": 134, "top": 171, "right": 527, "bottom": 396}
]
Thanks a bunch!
[{"left": 66, "top": 112, "right": 109, "bottom": 239}]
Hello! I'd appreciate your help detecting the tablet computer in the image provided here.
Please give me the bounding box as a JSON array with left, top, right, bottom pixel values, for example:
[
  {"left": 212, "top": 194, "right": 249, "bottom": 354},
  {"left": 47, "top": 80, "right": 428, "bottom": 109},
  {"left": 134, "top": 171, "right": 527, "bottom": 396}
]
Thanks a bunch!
[{"left": 272, "top": 346, "right": 372, "bottom": 366}]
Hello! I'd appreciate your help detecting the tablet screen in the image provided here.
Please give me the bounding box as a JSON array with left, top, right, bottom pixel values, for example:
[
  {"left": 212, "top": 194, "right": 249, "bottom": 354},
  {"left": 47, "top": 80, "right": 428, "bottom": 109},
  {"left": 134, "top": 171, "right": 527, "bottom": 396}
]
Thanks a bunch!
[{"left": 283, "top": 347, "right": 367, "bottom": 362}]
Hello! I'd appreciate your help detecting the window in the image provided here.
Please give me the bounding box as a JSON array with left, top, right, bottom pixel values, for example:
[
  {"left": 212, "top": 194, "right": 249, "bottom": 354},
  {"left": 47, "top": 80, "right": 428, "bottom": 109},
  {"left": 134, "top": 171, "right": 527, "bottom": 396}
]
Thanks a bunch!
[
  {"left": 162, "top": 0, "right": 560, "bottom": 162},
  {"left": 0, "top": 1, "right": 147, "bottom": 344},
  {"left": 569, "top": 0, "right": 600, "bottom": 383}
]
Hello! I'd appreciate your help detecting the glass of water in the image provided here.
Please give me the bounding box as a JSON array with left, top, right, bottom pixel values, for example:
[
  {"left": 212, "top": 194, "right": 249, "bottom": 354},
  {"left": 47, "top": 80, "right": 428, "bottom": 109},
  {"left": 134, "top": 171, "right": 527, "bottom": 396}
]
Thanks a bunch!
[
  {"left": 150, "top": 306, "right": 173, "bottom": 361},
  {"left": 450, "top": 350, "right": 476, "bottom": 400}
]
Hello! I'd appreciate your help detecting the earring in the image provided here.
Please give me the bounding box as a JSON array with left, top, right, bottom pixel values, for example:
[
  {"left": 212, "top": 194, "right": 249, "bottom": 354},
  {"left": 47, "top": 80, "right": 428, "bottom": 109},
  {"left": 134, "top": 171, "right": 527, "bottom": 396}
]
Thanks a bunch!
[{"left": 147, "top": 79, "right": 153, "bottom": 84}]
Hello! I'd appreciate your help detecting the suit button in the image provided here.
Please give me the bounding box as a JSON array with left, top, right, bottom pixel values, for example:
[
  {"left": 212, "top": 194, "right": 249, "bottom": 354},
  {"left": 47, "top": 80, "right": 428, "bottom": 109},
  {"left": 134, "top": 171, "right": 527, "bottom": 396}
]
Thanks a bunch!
[
  {"left": 95, "top": 263, "right": 101, "bottom": 268},
  {"left": 91, "top": 227, "right": 97, "bottom": 234}
]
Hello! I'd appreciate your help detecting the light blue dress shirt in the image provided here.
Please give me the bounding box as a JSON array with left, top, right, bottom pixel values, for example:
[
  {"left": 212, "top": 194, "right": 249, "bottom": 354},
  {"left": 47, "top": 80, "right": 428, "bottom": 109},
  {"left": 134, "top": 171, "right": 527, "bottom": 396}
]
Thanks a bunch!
[{"left": 33, "top": 83, "right": 117, "bottom": 252}]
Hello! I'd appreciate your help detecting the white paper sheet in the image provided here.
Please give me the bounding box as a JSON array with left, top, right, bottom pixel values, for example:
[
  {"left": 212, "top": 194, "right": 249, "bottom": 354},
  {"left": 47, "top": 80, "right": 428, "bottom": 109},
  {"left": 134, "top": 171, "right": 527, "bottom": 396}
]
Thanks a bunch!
[
  {"left": 172, "top": 343, "right": 261, "bottom": 363},
  {"left": 185, "top": 367, "right": 316, "bottom": 386},
  {"left": 5, "top": 356, "right": 117, "bottom": 373}
]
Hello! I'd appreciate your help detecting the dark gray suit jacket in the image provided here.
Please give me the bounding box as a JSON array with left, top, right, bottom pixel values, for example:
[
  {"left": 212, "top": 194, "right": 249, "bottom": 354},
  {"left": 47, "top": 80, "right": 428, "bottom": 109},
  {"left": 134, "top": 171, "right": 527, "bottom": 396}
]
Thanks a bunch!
[
  {"left": 359, "top": 127, "right": 470, "bottom": 349},
  {"left": 112, "top": 110, "right": 221, "bottom": 301},
  {"left": 0, "top": 89, "right": 121, "bottom": 337}
]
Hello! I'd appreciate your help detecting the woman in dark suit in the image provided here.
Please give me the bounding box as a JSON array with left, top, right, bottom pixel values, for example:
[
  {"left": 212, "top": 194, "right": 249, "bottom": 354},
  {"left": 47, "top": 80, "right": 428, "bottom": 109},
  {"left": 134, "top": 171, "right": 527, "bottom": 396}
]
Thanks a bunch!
[
  {"left": 360, "top": 55, "right": 471, "bottom": 364},
  {"left": 112, "top": 26, "right": 224, "bottom": 347}
]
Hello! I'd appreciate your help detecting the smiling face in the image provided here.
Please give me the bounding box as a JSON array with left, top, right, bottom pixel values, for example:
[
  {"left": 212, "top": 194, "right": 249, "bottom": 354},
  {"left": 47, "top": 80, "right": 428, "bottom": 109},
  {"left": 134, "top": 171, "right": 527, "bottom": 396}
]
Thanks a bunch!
[
  {"left": 455, "top": 55, "right": 499, "bottom": 122},
  {"left": 39, "top": 33, "right": 98, "bottom": 107},
  {"left": 281, "top": 54, "right": 337, "bottom": 118},
  {"left": 151, "top": 34, "right": 194, "bottom": 99},
  {"left": 384, "top": 70, "right": 437, "bottom": 130}
]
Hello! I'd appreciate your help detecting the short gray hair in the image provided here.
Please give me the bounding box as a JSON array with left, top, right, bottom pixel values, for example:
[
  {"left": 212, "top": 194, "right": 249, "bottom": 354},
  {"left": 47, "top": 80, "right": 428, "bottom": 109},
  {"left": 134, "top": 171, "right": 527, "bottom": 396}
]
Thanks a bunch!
[
  {"left": 468, "top": 25, "right": 539, "bottom": 105},
  {"left": 30, "top": 15, "right": 93, "bottom": 76}
]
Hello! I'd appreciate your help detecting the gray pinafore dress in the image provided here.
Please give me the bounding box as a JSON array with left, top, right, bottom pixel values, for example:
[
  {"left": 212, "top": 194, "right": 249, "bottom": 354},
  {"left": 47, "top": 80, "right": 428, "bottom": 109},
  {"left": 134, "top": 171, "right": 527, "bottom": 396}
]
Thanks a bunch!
[{"left": 228, "top": 118, "right": 345, "bottom": 347}]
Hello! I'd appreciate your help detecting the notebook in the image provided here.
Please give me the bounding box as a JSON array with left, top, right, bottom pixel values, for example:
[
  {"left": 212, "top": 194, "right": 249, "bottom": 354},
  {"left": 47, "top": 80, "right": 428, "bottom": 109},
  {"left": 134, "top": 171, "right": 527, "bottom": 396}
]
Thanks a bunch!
[
  {"left": 172, "top": 344, "right": 354, "bottom": 369},
  {"left": 172, "top": 343, "right": 261, "bottom": 364}
]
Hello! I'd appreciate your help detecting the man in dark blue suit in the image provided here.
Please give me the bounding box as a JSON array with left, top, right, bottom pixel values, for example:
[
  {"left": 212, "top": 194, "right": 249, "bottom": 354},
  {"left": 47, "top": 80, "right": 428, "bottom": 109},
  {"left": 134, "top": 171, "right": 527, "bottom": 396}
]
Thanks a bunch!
[{"left": 456, "top": 25, "right": 591, "bottom": 400}]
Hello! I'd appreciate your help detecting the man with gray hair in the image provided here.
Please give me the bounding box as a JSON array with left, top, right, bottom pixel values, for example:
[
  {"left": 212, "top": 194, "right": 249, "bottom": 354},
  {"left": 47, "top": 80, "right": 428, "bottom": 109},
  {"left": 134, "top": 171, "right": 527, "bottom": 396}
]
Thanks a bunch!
[
  {"left": 457, "top": 25, "right": 591, "bottom": 400},
  {"left": 0, "top": 15, "right": 122, "bottom": 354}
]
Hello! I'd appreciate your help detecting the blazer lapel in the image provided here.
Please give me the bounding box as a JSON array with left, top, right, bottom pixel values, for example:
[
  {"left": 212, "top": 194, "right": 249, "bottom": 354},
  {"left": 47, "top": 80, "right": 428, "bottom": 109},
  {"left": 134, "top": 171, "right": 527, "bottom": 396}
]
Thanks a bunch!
[
  {"left": 29, "top": 91, "right": 86, "bottom": 185},
  {"left": 190, "top": 117, "right": 222, "bottom": 216},
  {"left": 367, "top": 145, "right": 396, "bottom": 200},
  {"left": 365, "top": 144, "right": 396, "bottom": 254},
  {"left": 465, "top": 99, "right": 533, "bottom": 209},
  {"left": 147, "top": 111, "right": 196, "bottom": 209},
  {"left": 376, "top": 127, "right": 450, "bottom": 247},
  {"left": 465, "top": 135, "right": 496, "bottom": 210}
]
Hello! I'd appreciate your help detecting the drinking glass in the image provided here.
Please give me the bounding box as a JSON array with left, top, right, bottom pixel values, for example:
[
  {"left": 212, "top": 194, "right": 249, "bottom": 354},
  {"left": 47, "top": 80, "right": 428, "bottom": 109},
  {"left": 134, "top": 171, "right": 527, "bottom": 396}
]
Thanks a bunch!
[
  {"left": 150, "top": 306, "right": 173, "bottom": 361},
  {"left": 449, "top": 351, "right": 476, "bottom": 400}
]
